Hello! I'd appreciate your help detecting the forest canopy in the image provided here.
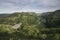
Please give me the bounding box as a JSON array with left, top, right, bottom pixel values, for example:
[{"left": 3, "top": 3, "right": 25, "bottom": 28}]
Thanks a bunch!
[{"left": 0, "top": 10, "right": 60, "bottom": 40}]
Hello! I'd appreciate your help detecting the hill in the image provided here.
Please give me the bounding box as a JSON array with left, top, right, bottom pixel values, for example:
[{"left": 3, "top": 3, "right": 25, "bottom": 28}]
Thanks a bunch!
[
  {"left": 0, "top": 10, "right": 60, "bottom": 40},
  {"left": 40, "top": 9, "right": 60, "bottom": 27}
]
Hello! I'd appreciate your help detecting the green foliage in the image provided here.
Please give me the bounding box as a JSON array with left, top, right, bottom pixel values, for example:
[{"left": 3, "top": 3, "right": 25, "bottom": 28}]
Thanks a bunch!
[
  {"left": 0, "top": 10, "right": 60, "bottom": 40},
  {"left": 0, "top": 25, "right": 16, "bottom": 34},
  {"left": 39, "top": 34, "right": 47, "bottom": 39},
  {"left": 20, "top": 25, "right": 39, "bottom": 37}
]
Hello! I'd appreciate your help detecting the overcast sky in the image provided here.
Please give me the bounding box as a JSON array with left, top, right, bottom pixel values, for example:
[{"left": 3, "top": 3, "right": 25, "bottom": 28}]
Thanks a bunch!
[{"left": 0, "top": 0, "right": 60, "bottom": 13}]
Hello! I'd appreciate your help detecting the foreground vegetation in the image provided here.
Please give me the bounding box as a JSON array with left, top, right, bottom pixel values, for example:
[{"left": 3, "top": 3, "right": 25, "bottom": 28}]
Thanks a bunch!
[{"left": 0, "top": 10, "right": 60, "bottom": 40}]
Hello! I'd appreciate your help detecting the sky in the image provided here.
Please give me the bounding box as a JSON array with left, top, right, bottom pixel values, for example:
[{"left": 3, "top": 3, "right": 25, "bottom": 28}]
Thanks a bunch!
[{"left": 0, "top": 0, "right": 60, "bottom": 13}]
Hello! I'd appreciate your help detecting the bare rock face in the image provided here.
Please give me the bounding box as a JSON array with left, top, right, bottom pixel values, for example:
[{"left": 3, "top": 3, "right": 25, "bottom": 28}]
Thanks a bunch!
[{"left": 12, "top": 23, "right": 22, "bottom": 29}]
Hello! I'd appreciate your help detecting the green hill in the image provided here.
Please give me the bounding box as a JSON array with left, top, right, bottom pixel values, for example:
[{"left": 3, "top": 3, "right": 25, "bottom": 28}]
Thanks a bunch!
[{"left": 0, "top": 10, "right": 60, "bottom": 40}]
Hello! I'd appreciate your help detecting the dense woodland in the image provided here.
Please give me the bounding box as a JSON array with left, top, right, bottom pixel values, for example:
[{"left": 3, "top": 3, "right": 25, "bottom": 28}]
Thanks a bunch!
[{"left": 0, "top": 10, "right": 60, "bottom": 40}]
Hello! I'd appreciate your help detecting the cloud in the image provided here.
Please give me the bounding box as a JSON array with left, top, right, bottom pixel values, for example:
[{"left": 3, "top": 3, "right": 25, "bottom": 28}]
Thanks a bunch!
[
  {"left": 0, "top": 0, "right": 60, "bottom": 13},
  {"left": 41, "top": 0, "right": 60, "bottom": 7}
]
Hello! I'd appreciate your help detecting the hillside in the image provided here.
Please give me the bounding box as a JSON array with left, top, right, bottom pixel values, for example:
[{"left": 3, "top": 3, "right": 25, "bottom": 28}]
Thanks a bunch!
[
  {"left": 40, "top": 10, "right": 60, "bottom": 27},
  {"left": 0, "top": 10, "right": 60, "bottom": 28},
  {"left": 0, "top": 10, "right": 60, "bottom": 40}
]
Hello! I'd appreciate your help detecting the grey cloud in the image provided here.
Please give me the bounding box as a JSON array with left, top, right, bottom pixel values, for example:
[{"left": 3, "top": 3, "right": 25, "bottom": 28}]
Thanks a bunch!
[{"left": 0, "top": 0, "right": 60, "bottom": 13}]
